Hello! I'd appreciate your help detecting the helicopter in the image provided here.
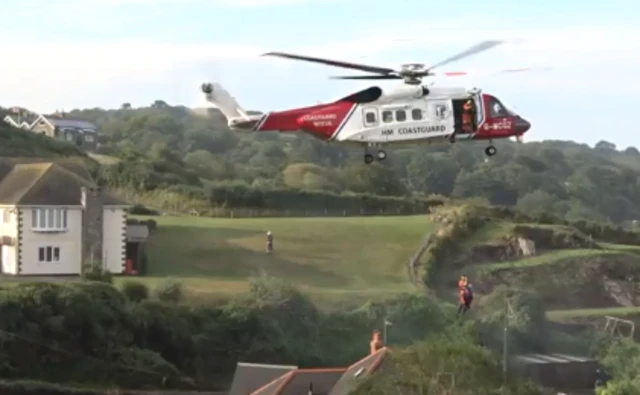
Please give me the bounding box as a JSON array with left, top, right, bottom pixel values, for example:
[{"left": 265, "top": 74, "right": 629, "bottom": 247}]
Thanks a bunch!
[{"left": 201, "top": 40, "right": 533, "bottom": 163}]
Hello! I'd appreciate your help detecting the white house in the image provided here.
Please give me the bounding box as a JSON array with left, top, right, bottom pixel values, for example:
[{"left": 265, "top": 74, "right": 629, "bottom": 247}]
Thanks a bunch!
[{"left": 0, "top": 161, "right": 130, "bottom": 275}]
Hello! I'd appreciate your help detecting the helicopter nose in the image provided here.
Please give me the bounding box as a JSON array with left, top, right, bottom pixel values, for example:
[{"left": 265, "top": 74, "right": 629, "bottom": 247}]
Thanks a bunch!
[{"left": 514, "top": 117, "right": 531, "bottom": 134}]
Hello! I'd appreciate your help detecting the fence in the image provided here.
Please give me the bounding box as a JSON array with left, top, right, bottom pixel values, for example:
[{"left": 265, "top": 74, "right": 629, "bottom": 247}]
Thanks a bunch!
[{"left": 184, "top": 206, "right": 435, "bottom": 219}]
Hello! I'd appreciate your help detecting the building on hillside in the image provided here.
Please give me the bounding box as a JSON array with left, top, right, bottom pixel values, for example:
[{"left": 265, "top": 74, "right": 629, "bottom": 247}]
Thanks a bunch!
[
  {"left": 511, "top": 353, "right": 600, "bottom": 392},
  {"left": 3, "top": 108, "right": 100, "bottom": 151},
  {"left": 0, "top": 162, "right": 131, "bottom": 275},
  {"left": 227, "top": 330, "right": 391, "bottom": 395}
]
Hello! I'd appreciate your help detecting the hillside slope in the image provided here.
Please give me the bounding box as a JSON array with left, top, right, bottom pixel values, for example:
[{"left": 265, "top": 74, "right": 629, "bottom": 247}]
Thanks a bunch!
[
  {"left": 418, "top": 203, "right": 640, "bottom": 323},
  {"left": 137, "top": 201, "right": 640, "bottom": 321}
]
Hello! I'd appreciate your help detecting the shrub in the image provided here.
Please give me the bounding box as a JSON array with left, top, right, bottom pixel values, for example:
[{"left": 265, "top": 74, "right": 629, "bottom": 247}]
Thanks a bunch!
[
  {"left": 81, "top": 262, "right": 113, "bottom": 284},
  {"left": 128, "top": 204, "right": 160, "bottom": 216},
  {"left": 120, "top": 281, "right": 149, "bottom": 302},
  {"left": 154, "top": 279, "right": 184, "bottom": 303}
]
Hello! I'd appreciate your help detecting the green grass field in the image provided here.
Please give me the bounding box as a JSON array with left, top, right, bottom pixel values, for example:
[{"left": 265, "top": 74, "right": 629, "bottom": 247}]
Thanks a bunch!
[
  {"left": 137, "top": 215, "right": 435, "bottom": 306},
  {"left": 476, "top": 249, "right": 623, "bottom": 272},
  {"left": 547, "top": 306, "right": 640, "bottom": 322}
]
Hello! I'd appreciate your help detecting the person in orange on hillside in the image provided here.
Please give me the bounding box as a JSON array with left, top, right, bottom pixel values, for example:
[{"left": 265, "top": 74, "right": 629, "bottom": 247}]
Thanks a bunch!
[{"left": 457, "top": 275, "right": 470, "bottom": 316}]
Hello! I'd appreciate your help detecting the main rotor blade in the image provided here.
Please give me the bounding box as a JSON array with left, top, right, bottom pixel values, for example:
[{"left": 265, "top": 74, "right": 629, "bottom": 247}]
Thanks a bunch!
[
  {"left": 427, "top": 40, "right": 506, "bottom": 70},
  {"left": 330, "top": 75, "right": 402, "bottom": 80},
  {"left": 433, "top": 66, "right": 551, "bottom": 78},
  {"left": 262, "top": 52, "right": 396, "bottom": 75}
]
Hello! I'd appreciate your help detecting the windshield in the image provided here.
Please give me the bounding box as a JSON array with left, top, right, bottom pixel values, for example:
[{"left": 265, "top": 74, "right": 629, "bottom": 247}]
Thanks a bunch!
[{"left": 486, "top": 95, "right": 510, "bottom": 118}]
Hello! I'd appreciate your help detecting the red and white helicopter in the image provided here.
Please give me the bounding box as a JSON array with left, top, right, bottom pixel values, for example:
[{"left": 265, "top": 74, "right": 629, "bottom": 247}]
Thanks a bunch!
[{"left": 201, "top": 40, "right": 533, "bottom": 164}]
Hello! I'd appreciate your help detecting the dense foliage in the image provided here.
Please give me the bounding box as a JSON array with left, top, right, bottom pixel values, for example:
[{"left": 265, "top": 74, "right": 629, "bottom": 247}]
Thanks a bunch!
[
  {"left": 0, "top": 277, "right": 453, "bottom": 390},
  {"left": 0, "top": 123, "right": 89, "bottom": 159},
  {"left": 31, "top": 102, "right": 634, "bottom": 224},
  {"left": 352, "top": 335, "right": 546, "bottom": 395},
  {"left": 592, "top": 337, "right": 640, "bottom": 394},
  {"left": 0, "top": 275, "right": 557, "bottom": 393}
]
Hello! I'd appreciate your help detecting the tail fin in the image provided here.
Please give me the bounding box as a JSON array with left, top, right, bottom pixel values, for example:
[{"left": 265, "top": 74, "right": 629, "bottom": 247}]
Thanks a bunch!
[{"left": 201, "top": 82, "right": 252, "bottom": 121}]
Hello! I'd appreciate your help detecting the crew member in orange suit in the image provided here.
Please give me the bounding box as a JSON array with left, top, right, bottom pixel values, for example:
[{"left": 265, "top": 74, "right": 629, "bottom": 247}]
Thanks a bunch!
[
  {"left": 461, "top": 100, "right": 474, "bottom": 133},
  {"left": 450, "top": 100, "right": 474, "bottom": 143}
]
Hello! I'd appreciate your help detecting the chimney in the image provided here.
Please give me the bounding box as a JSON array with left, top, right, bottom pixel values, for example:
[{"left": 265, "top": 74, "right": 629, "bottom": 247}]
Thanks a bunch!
[
  {"left": 369, "top": 329, "right": 384, "bottom": 355},
  {"left": 81, "top": 186, "right": 104, "bottom": 270}
]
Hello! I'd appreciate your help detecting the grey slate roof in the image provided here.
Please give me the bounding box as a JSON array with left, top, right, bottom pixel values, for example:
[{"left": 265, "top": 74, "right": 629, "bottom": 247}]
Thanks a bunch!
[
  {"left": 0, "top": 162, "right": 127, "bottom": 206},
  {"left": 513, "top": 353, "right": 594, "bottom": 365},
  {"left": 45, "top": 116, "right": 97, "bottom": 131},
  {"left": 228, "top": 362, "right": 297, "bottom": 395}
]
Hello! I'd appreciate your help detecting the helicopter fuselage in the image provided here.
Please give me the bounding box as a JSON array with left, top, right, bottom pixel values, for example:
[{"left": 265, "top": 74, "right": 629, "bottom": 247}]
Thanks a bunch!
[{"left": 204, "top": 82, "right": 530, "bottom": 162}]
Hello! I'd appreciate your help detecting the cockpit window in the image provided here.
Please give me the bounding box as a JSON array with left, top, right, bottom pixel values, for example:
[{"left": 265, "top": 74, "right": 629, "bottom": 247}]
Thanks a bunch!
[{"left": 487, "top": 96, "right": 509, "bottom": 118}]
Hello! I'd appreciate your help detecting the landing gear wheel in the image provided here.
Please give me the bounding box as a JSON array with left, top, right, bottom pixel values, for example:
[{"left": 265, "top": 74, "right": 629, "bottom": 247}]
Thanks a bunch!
[
  {"left": 376, "top": 150, "right": 387, "bottom": 161},
  {"left": 364, "top": 154, "right": 374, "bottom": 164},
  {"left": 485, "top": 145, "right": 497, "bottom": 157}
]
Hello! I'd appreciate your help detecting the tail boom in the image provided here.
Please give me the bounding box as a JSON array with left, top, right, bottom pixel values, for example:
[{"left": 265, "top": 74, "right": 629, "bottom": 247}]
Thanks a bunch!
[{"left": 201, "top": 82, "right": 356, "bottom": 139}]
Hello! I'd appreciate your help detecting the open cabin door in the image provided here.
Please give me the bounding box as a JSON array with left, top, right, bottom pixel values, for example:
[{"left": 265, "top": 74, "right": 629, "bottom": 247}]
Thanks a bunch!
[{"left": 452, "top": 95, "right": 481, "bottom": 135}]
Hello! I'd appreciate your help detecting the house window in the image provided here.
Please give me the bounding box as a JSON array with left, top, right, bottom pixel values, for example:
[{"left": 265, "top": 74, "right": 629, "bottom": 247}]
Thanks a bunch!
[
  {"left": 38, "top": 246, "right": 60, "bottom": 263},
  {"left": 65, "top": 133, "right": 74, "bottom": 141},
  {"left": 85, "top": 134, "right": 94, "bottom": 142},
  {"left": 2, "top": 209, "right": 9, "bottom": 223},
  {"left": 31, "top": 208, "right": 67, "bottom": 231}
]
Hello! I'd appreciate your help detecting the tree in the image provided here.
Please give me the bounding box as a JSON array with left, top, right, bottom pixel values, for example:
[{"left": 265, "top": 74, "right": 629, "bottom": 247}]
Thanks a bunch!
[
  {"left": 595, "top": 140, "right": 617, "bottom": 151},
  {"left": 516, "top": 190, "right": 557, "bottom": 217},
  {"left": 341, "top": 162, "right": 406, "bottom": 196},
  {"left": 406, "top": 154, "right": 458, "bottom": 195},
  {"left": 597, "top": 338, "right": 640, "bottom": 394},
  {"left": 351, "top": 336, "right": 544, "bottom": 395},
  {"left": 282, "top": 163, "right": 337, "bottom": 191}
]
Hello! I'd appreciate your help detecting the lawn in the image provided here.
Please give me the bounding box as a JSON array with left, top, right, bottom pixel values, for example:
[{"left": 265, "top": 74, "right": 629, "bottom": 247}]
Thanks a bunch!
[
  {"left": 547, "top": 306, "right": 640, "bottom": 322},
  {"left": 476, "top": 249, "right": 623, "bottom": 272},
  {"left": 136, "top": 215, "right": 435, "bottom": 305}
]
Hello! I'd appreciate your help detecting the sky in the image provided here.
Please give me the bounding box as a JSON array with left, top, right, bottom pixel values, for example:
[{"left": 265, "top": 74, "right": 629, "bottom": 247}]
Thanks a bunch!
[{"left": 1, "top": 0, "right": 640, "bottom": 148}]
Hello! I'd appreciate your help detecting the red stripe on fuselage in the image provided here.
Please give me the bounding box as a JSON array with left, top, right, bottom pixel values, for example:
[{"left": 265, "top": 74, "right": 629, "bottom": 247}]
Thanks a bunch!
[
  {"left": 254, "top": 101, "right": 356, "bottom": 141},
  {"left": 256, "top": 104, "right": 331, "bottom": 132},
  {"left": 296, "top": 101, "right": 356, "bottom": 140}
]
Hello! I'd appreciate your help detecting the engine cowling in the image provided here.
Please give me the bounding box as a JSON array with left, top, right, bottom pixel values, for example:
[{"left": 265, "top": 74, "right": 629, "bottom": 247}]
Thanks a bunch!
[{"left": 380, "top": 85, "right": 429, "bottom": 101}]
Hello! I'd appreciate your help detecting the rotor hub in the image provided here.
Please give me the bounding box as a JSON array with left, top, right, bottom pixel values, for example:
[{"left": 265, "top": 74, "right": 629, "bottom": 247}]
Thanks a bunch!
[
  {"left": 403, "top": 77, "right": 423, "bottom": 85},
  {"left": 400, "top": 63, "right": 427, "bottom": 72}
]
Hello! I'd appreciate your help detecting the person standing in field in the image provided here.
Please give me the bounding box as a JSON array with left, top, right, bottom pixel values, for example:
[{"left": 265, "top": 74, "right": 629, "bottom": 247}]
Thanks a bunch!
[{"left": 266, "top": 231, "right": 273, "bottom": 253}]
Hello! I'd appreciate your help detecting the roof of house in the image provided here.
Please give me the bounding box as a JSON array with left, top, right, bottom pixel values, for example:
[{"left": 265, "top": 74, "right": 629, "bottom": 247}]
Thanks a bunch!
[
  {"left": 228, "top": 362, "right": 298, "bottom": 395},
  {"left": 252, "top": 368, "right": 346, "bottom": 395},
  {"left": 0, "top": 162, "right": 127, "bottom": 206},
  {"left": 328, "top": 347, "right": 391, "bottom": 395},
  {"left": 3, "top": 113, "right": 39, "bottom": 128},
  {"left": 44, "top": 116, "right": 97, "bottom": 131},
  {"left": 513, "top": 353, "right": 595, "bottom": 365}
]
